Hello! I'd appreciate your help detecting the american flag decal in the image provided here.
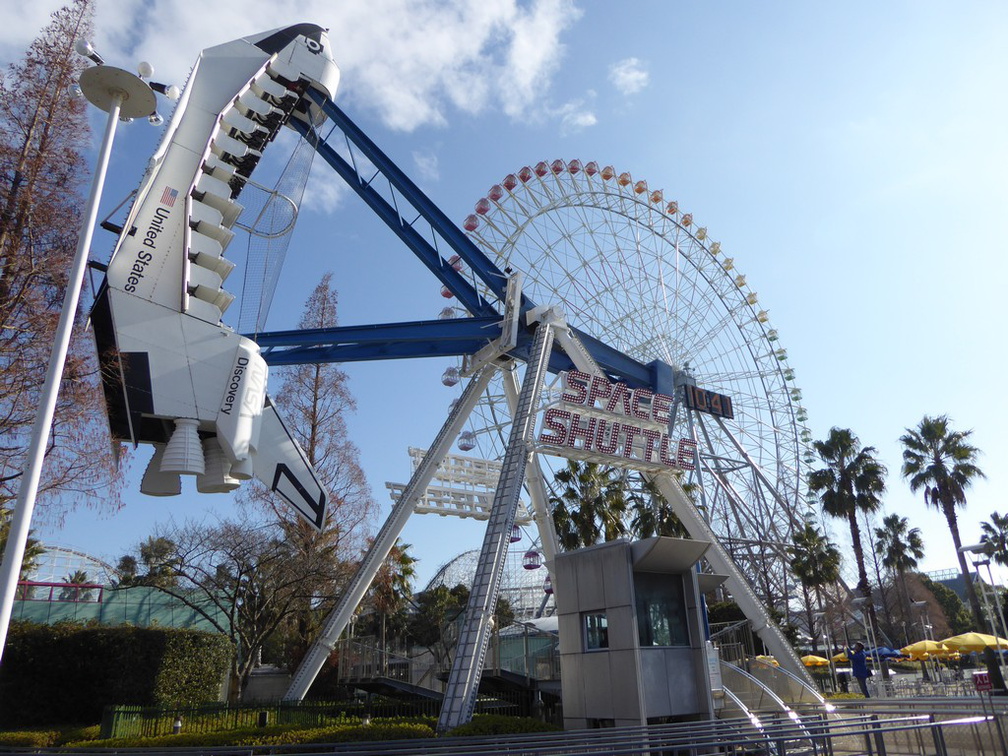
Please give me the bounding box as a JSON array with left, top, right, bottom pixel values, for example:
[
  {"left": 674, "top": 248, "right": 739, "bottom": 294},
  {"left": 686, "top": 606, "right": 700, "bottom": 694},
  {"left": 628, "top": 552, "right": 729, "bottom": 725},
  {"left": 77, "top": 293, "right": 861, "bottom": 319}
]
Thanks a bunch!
[{"left": 160, "top": 186, "right": 179, "bottom": 207}]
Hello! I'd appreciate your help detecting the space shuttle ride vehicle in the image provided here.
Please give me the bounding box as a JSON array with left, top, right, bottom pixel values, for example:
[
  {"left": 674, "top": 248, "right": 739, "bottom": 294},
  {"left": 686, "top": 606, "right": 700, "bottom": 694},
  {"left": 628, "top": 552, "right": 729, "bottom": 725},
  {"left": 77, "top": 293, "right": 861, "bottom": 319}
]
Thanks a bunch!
[{"left": 91, "top": 24, "right": 339, "bottom": 529}]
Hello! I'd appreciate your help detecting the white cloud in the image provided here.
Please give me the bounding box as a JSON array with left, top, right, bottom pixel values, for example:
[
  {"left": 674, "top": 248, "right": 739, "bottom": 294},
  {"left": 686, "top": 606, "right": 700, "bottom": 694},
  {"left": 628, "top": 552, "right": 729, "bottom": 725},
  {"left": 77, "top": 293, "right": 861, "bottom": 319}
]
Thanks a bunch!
[
  {"left": 556, "top": 99, "right": 597, "bottom": 135},
  {"left": 0, "top": 0, "right": 581, "bottom": 133},
  {"left": 608, "top": 57, "right": 649, "bottom": 95},
  {"left": 412, "top": 150, "right": 440, "bottom": 182},
  {"left": 301, "top": 172, "right": 348, "bottom": 215}
]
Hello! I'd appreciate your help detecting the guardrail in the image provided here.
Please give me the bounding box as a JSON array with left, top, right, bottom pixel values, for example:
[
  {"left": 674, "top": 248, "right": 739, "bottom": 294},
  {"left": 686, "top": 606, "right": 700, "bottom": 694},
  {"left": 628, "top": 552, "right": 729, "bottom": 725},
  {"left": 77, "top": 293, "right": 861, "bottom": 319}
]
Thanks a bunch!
[{"left": 65, "top": 710, "right": 1007, "bottom": 756}]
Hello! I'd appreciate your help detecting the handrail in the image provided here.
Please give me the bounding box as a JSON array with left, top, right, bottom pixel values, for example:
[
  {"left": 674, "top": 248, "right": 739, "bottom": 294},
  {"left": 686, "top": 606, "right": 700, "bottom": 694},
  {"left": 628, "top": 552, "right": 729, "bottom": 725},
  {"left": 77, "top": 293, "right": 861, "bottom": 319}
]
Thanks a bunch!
[
  {"left": 710, "top": 618, "right": 751, "bottom": 641},
  {"left": 73, "top": 711, "right": 1004, "bottom": 756},
  {"left": 750, "top": 656, "right": 836, "bottom": 712},
  {"left": 721, "top": 660, "right": 811, "bottom": 737}
]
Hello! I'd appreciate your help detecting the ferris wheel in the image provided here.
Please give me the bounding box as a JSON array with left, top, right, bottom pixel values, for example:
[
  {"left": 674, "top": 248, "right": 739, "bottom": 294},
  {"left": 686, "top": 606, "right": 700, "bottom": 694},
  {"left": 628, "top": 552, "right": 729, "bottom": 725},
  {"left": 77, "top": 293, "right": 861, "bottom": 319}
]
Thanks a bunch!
[{"left": 446, "top": 159, "right": 816, "bottom": 603}]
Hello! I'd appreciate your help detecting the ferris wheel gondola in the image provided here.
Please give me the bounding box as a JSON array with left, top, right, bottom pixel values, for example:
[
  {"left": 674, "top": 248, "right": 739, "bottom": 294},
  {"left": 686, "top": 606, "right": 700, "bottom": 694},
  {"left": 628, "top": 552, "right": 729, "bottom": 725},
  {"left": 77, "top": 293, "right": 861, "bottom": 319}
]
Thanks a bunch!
[{"left": 449, "top": 159, "right": 816, "bottom": 602}]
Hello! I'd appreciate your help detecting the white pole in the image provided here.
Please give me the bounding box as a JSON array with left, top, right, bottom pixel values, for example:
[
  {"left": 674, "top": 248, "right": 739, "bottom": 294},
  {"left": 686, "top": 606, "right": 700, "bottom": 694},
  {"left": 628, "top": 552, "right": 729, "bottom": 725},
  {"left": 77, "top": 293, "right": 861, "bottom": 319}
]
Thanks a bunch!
[
  {"left": 983, "top": 561, "right": 1008, "bottom": 644},
  {"left": 0, "top": 93, "right": 123, "bottom": 664}
]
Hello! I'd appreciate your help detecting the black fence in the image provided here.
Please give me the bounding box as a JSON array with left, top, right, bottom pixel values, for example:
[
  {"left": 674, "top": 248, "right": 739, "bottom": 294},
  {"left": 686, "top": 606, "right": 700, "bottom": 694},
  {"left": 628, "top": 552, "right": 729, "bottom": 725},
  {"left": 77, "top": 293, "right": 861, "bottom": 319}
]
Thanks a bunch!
[
  {"left": 78, "top": 709, "right": 1008, "bottom": 756},
  {"left": 101, "top": 691, "right": 535, "bottom": 740}
]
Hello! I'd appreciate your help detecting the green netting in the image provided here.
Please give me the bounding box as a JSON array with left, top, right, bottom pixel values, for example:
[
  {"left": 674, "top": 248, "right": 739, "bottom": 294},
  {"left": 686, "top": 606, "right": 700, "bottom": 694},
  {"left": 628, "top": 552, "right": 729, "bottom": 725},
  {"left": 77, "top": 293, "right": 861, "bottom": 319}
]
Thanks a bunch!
[{"left": 11, "top": 585, "right": 227, "bottom": 632}]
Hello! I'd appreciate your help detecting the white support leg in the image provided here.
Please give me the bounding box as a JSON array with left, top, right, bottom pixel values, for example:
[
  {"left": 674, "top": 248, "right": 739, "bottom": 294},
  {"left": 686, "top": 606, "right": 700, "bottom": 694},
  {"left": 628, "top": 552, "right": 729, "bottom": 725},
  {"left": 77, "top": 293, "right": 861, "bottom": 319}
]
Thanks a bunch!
[{"left": 284, "top": 365, "right": 496, "bottom": 700}]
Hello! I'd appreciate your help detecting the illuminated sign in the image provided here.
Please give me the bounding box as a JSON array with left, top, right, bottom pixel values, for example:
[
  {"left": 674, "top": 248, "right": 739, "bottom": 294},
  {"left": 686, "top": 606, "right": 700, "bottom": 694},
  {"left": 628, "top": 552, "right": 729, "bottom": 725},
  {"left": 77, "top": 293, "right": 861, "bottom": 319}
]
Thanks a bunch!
[
  {"left": 536, "top": 370, "right": 697, "bottom": 472},
  {"left": 683, "top": 383, "right": 734, "bottom": 420}
]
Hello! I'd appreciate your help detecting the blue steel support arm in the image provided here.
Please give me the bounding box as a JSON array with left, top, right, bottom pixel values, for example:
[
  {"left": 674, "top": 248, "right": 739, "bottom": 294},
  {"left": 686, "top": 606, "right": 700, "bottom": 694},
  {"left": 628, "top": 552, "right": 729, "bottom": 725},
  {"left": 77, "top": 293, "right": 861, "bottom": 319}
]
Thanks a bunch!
[
  {"left": 292, "top": 116, "right": 499, "bottom": 320},
  {"left": 255, "top": 317, "right": 502, "bottom": 366},
  {"left": 285, "top": 91, "right": 662, "bottom": 392},
  {"left": 308, "top": 91, "right": 515, "bottom": 306}
]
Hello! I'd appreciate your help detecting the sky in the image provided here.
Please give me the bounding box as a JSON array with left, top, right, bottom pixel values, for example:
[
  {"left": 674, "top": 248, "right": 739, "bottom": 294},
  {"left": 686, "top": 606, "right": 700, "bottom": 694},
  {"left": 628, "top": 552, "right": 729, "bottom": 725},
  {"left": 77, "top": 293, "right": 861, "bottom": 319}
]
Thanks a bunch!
[{"left": 3, "top": 1, "right": 1008, "bottom": 593}]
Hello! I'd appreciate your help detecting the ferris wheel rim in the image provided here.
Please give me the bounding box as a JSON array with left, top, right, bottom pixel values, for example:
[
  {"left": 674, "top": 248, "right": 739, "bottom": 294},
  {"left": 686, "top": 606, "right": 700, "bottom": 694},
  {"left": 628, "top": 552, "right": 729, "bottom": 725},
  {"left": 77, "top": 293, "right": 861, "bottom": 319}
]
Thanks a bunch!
[{"left": 443, "top": 159, "right": 816, "bottom": 586}]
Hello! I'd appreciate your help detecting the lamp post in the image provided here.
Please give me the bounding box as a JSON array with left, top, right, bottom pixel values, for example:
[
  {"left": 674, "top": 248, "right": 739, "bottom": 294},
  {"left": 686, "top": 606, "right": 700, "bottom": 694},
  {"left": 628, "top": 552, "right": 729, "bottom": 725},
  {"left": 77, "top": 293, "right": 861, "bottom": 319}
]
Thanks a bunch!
[
  {"left": 851, "top": 595, "right": 885, "bottom": 692},
  {"left": 958, "top": 544, "right": 1003, "bottom": 636},
  {"left": 814, "top": 610, "right": 838, "bottom": 692},
  {"left": 0, "top": 43, "right": 165, "bottom": 664},
  {"left": 912, "top": 600, "right": 931, "bottom": 641},
  {"left": 976, "top": 558, "right": 1008, "bottom": 644}
]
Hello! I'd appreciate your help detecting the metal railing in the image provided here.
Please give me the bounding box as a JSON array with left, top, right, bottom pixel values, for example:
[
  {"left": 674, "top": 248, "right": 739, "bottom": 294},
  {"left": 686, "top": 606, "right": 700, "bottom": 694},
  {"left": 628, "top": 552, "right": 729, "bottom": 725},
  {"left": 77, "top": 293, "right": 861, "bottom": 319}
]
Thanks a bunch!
[
  {"left": 76, "top": 710, "right": 1008, "bottom": 756},
  {"left": 336, "top": 638, "right": 441, "bottom": 690},
  {"left": 334, "top": 632, "right": 560, "bottom": 691},
  {"left": 101, "top": 691, "right": 537, "bottom": 740}
]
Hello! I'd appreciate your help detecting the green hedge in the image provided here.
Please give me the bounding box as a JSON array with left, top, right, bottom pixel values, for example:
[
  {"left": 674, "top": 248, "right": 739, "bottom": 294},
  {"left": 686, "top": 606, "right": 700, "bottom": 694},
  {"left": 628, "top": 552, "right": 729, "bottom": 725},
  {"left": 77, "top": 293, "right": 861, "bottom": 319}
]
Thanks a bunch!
[
  {"left": 0, "top": 621, "right": 232, "bottom": 728},
  {"left": 67, "top": 722, "right": 436, "bottom": 749},
  {"left": 446, "top": 714, "right": 561, "bottom": 736},
  {"left": 0, "top": 725, "right": 99, "bottom": 747}
]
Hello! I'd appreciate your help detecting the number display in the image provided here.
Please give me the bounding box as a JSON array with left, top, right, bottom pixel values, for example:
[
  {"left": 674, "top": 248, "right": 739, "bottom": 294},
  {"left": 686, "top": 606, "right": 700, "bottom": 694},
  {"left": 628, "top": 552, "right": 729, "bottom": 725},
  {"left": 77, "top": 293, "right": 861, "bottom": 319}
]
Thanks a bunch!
[{"left": 683, "top": 384, "right": 734, "bottom": 420}]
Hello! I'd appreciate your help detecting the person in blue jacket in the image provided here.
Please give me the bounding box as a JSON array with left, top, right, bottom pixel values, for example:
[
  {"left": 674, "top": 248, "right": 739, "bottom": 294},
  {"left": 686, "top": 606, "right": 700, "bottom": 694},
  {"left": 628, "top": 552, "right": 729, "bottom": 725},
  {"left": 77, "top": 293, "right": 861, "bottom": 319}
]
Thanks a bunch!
[{"left": 847, "top": 641, "right": 871, "bottom": 697}]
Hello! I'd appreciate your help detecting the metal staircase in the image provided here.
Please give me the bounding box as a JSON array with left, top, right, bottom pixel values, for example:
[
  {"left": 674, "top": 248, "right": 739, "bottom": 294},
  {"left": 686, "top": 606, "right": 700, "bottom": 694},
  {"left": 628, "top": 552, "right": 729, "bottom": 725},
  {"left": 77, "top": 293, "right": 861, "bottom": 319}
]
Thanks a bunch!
[{"left": 436, "top": 321, "right": 555, "bottom": 733}]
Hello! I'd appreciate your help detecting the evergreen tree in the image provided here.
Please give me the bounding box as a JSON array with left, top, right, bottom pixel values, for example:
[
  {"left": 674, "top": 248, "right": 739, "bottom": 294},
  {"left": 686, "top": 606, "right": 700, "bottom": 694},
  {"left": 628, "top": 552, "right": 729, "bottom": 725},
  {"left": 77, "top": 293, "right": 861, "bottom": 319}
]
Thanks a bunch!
[
  {"left": 0, "top": 504, "right": 44, "bottom": 598},
  {"left": 57, "top": 568, "right": 91, "bottom": 601},
  {"left": 980, "top": 511, "right": 1008, "bottom": 567},
  {"left": 550, "top": 460, "right": 629, "bottom": 549},
  {"left": 788, "top": 522, "right": 840, "bottom": 653},
  {"left": 365, "top": 539, "right": 416, "bottom": 667},
  {"left": 875, "top": 512, "right": 925, "bottom": 644}
]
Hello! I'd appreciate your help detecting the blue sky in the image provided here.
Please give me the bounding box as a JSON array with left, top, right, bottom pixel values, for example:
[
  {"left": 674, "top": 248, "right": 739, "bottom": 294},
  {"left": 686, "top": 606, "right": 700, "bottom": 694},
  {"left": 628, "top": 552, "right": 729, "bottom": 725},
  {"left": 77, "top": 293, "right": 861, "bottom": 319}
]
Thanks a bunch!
[{"left": 4, "top": 1, "right": 1008, "bottom": 590}]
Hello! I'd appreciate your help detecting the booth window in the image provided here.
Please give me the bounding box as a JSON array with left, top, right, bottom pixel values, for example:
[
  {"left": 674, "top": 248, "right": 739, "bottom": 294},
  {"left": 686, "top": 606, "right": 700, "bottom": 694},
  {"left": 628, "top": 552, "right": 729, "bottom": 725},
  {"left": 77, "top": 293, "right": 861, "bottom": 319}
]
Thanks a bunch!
[
  {"left": 584, "top": 611, "right": 609, "bottom": 650},
  {"left": 634, "top": 572, "right": 689, "bottom": 647}
]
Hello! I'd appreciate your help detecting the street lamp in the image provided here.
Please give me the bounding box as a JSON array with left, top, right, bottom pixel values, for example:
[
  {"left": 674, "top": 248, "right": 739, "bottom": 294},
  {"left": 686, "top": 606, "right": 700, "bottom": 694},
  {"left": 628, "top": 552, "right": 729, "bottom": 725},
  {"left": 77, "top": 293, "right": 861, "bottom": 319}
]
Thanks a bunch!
[
  {"left": 851, "top": 595, "right": 885, "bottom": 690},
  {"left": 911, "top": 600, "right": 931, "bottom": 640},
  {"left": 850, "top": 597, "right": 880, "bottom": 647},
  {"left": 0, "top": 41, "right": 176, "bottom": 664},
  {"left": 814, "top": 610, "right": 839, "bottom": 691},
  {"left": 958, "top": 543, "right": 1006, "bottom": 637},
  {"left": 979, "top": 558, "right": 1008, "bottom": 644}
]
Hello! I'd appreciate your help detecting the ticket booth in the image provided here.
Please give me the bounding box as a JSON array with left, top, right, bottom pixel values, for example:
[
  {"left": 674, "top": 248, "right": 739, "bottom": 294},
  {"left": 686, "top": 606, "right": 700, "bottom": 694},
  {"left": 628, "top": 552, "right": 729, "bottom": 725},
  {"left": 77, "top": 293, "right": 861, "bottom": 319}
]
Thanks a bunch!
[{"left": 554, "top": 536, "right": 724, "bottom": 728}]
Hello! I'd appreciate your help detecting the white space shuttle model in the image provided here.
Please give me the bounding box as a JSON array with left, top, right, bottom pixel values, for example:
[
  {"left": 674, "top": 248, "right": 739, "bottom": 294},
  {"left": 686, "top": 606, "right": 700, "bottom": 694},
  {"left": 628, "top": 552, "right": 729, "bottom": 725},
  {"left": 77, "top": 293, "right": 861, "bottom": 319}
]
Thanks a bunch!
[{"left": 91, "top": 25, "right": 339, "bottom": 529}]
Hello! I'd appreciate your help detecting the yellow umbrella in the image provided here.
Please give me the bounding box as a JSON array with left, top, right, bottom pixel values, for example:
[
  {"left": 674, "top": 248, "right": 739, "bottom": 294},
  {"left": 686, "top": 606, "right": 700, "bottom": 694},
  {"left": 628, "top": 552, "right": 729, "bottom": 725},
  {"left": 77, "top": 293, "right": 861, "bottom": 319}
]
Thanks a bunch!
[
  {"left": 940, "top": 632, "right": 1008, "bottom": 652},
  {"left": 754, "top": 655, "right": 780, "bottom": 667},
  {"left": 802, "top": 654, "right": 830, "bottom": 667},
  {"left": 901, "top": 639, "right": 949, "bottom": 660},
  {"left": 831, "top": 651, "right": 848, "bottom": 663}
]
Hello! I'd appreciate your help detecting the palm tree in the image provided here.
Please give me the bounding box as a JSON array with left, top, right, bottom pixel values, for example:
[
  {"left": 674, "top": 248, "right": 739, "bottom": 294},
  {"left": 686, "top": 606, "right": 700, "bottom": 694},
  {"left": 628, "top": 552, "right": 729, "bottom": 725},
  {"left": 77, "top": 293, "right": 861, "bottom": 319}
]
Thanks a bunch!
[
  {"left": 629, "top": 475, "right": 688, "bottom": 539},
  {"left": 550, "top": 460, "right": 629, "bottom": 550},
  {"left": 788, "top": 522, "right": 841, "bottom": 652},
  {"left": 875, "top": 513, "right": 925, "bottom": 645},
  {"left": 58, "top": 569, "right": 92, "bottom": 602},
  {"left": 900, "top": 415, "right": 986, "bottom": 628},
  {"left": 807, "top": 428, "right": 887, "bottom": 642},
  {"left": 1, "top": 506, "right": 44, "bottom": 599},
  {"left": 980, "top": 511, "right": 1008, "bottom": 567},
  {"left": 369, "top": 540, "right": 417, "bottom": 669}
]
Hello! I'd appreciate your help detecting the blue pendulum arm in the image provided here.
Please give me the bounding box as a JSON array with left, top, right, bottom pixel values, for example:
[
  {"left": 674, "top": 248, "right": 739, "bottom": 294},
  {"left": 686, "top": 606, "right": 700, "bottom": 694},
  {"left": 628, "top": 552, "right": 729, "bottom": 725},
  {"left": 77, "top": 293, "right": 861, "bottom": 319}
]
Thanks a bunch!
[
  {"left": 272, "top": 90, "right": 662, "bottom": 391},
  {"left": 291, "top": 91, "right": 504, "bottom": 319},
  {"left": 256, "top": 316, "right": 501, "bottom": 366},
  {"left": 255, "top": 315, "right": 659, "bottom": 392}
]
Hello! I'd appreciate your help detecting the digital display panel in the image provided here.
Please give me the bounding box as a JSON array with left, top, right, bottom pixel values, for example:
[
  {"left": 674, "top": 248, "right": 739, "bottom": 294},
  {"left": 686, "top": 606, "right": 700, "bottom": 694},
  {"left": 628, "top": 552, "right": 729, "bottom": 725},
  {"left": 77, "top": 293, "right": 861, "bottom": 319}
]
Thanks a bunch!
[{"left": 683, "top": 384, "right": 734, "bottom": 420}]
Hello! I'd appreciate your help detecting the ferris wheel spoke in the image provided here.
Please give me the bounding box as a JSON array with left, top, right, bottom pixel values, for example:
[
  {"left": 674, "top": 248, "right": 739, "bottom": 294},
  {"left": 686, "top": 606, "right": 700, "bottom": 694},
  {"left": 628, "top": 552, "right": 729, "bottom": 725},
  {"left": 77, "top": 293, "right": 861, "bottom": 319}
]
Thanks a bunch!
[{"left": 453, "top": 160, "right": 810, "bottom": 604}]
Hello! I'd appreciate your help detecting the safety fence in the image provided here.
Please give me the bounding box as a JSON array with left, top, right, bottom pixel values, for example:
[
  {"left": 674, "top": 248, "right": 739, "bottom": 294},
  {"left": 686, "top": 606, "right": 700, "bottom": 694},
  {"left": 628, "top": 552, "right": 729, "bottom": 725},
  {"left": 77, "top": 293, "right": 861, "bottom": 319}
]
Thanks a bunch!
[
  {"left": 101, "top": 692, "right": 534, "bottom": 740},
  {"left": 69, "top": 709, "right": 1008, "bottom": 756},
  {"left": 11, "top": 584, "right": 226, "bottom": 631}
]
